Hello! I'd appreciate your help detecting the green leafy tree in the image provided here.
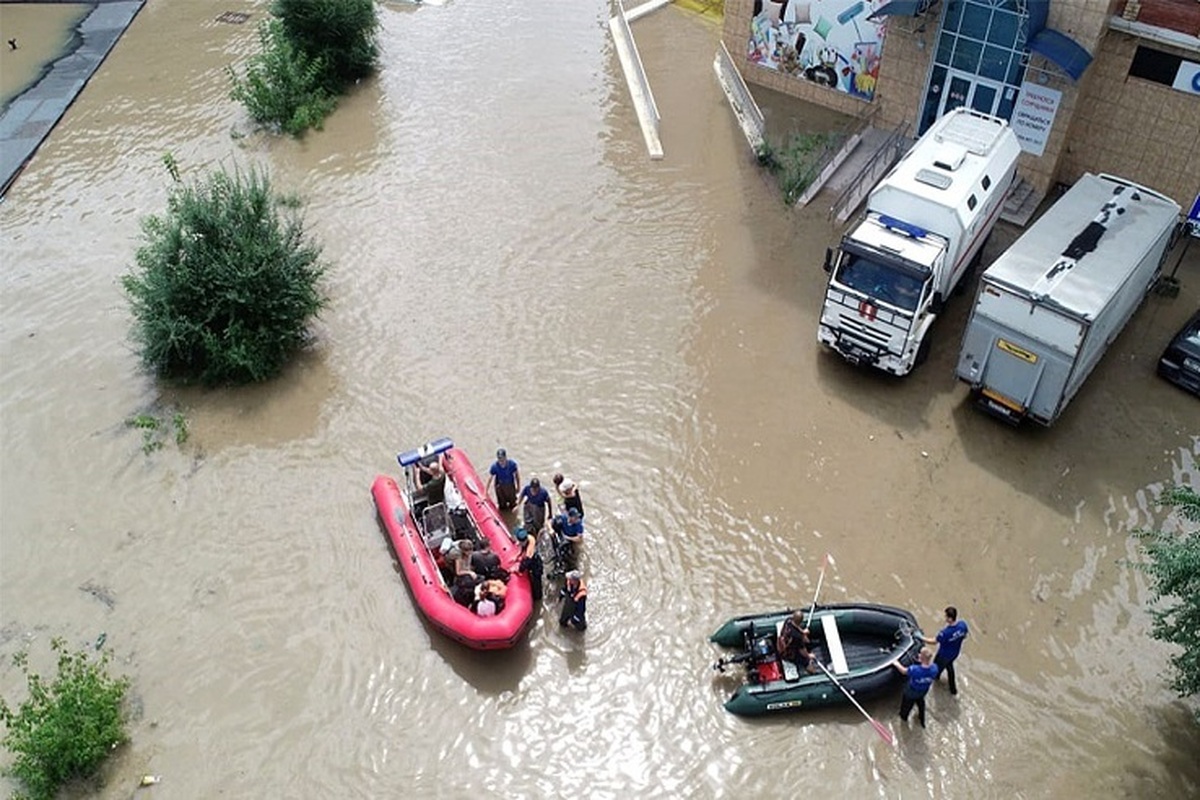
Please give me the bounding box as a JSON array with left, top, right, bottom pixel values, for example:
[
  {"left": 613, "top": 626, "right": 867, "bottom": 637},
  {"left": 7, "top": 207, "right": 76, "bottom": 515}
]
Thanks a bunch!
[
  {"left": 0, "top": 639, "right": 130, "bottom": 800},
  {"left": 273, "top": 0, "right": 379, "bottom": 93},
  {"left": 228, "top": 19, "right": 336, "bottom": 136},
  {"left": 122, "top": 161, "right": 327, "bottom": 386},
  {"left": 1136, "top": 485, "right": 1200, "bottom": 703}
]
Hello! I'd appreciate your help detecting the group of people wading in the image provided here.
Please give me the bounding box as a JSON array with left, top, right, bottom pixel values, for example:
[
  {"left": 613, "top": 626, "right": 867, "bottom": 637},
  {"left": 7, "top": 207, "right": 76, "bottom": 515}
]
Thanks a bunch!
[{"left": 482, "top": 447, "right": 589, "bottom": 631}]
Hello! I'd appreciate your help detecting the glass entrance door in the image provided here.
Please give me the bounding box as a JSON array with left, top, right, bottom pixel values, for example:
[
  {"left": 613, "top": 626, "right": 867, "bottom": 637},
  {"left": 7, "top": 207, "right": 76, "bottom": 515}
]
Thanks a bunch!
[
  {"left": 937, "top": 70, "right": 1005, "bottom": 118},
  {"left": 918, "top": 0, "right": 1030, "bottom": 134}
]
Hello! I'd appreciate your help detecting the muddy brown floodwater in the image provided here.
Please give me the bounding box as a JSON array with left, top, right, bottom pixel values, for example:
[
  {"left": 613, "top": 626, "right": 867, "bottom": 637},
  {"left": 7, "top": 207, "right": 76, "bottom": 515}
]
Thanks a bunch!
[{"left": 2, "top": 2, "right": 1198, "bottom": 798}]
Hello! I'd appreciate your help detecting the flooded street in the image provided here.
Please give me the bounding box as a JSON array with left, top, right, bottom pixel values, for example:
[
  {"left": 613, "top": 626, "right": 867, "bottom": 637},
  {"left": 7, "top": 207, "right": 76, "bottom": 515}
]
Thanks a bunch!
[{"left": 2, "top": 1, "right": 1198, "bottom": 797}]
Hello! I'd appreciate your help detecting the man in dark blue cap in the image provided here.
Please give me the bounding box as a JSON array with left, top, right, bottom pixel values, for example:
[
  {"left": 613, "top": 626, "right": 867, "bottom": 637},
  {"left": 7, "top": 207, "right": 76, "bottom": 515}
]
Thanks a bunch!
[{"left": 486, "top": 448, "right": 520, "bottom": 511}]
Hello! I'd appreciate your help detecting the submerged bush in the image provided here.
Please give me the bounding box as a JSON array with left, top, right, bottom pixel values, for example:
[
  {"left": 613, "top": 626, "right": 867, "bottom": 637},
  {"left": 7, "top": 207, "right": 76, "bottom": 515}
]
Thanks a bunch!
[
  {"left": 123, "top": 162, "right": 327, "bottom": 386},
  {"left": 0, "top": 638, "right": 130, "bottom": 800},
  {"left": 1136, "top": 485, "right": 1200, "bottom": 708},
  {"left": 758, "top": 131, "right": 844, "bottom": 205},
  {"left": 228, "top": 19, "right": 336, "bottom": 136},
  {"left": 274, "top": 0, "right": 380, "bottom": 93}
]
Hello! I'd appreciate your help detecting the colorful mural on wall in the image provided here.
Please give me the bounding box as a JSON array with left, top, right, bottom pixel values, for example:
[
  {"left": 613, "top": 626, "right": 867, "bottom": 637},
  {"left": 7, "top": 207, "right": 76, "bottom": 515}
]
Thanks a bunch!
[{"left": 748, "top": 0, "right": 887, "bottom": 101}]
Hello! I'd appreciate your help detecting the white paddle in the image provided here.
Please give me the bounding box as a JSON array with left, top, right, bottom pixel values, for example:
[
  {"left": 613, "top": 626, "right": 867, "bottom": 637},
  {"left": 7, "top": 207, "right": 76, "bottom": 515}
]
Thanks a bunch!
[
  {"left": 816, "top": 661, "right": 895, "bottom": 747},
  {"left": 805, "top": 553, "right": 835, "bottom": 629}
]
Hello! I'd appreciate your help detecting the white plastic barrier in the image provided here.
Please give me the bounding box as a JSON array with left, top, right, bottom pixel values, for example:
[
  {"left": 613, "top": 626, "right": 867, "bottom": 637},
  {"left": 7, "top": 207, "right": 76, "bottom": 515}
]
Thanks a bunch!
[
  {"left": 609, "top": 0, "right": 664, "bottom": 159},
  {"left": 713, "top": 40, "right": 765, "bottom": 153}
]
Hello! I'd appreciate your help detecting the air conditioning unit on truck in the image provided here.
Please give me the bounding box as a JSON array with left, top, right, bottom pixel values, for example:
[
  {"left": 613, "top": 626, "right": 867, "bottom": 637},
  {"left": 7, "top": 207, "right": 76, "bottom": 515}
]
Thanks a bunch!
[
  {"left": 955, "top": 173, "right": 1181, "bottom": 426},
  {"left": 818, "top": 107, "right": 1020, "bottom": 375}
]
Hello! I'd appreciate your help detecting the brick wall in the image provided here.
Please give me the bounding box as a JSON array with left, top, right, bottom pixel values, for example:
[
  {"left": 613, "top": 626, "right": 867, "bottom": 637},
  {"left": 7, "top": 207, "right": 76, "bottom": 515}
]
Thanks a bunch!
[
  {"left": 1058, "top": 33, "right": 1200, "bottom": 206},
  {"left": 1118, "top": 0, "right": 1200, "bottom": 36}
]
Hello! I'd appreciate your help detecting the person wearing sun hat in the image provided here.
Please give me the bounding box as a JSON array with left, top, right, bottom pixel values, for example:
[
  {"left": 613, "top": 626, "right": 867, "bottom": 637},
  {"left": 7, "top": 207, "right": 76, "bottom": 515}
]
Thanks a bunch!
[
  {"left": 553, "top": 474, "right": 585, "bottom": 518},
  {"left": 486, "top": 448, "right": 520, "bottom": 511}
]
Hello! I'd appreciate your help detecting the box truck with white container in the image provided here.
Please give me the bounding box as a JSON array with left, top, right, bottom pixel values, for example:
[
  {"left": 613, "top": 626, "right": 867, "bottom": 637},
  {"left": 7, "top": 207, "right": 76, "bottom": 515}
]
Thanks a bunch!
[
  {"left": 817, "top": 107, "right": 1020, "bottom": 376},
  {"left": 955, "top": 173, "right": 1181, "bottom": 425}
]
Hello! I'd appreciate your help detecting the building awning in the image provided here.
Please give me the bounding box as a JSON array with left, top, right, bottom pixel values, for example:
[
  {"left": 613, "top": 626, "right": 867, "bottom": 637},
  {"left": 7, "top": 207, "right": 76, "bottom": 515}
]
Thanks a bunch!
[
  {"left": 1028, "top": 28, "right": 1094, "bottom": 81},
  {"left": 867, "top": 0, "right": 932, "bottom": 21}
]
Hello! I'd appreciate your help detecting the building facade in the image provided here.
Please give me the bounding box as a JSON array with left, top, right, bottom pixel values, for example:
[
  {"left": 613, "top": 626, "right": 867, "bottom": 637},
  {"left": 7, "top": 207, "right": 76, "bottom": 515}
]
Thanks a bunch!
[{"left": 723, "top": 0, "right": 1200, "bottom": 208}]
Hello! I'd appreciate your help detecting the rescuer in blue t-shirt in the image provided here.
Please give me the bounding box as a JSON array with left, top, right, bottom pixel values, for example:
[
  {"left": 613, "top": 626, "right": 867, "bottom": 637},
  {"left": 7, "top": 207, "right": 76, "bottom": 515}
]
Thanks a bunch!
[
  {"left": 922, "top": 606, "right": 969, "bottom": 696},
  {"left": 894, "top": 647, "right": 939, "bottom": 729},
  {"left": 486, "top": 448, "right": 520, "bottom": 511}
]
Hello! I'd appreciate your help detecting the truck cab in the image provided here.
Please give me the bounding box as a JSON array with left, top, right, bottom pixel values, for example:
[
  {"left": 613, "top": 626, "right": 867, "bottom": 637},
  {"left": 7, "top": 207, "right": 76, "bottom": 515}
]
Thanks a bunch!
[
  {"left": 817, "top": 108, "right": 1019, "bottom": 376},
  {"left": 820, "top": 214, "right": 947, "bottom": 373}
]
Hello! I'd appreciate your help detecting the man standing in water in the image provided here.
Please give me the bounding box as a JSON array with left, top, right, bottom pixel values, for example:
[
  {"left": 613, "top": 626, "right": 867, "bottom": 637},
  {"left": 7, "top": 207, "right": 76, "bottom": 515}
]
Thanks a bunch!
[
  {"left": 486, "top": 448, "right": 520, "bottom": 511},
  {"left": 559, "top": 569, "right": 588, "bottom": 631},
  {"left": 894, "top": 647, "right": 939, "bottom": 728},
  {"left": 922, "top": 606, "right": 968, "bottom": 695}
]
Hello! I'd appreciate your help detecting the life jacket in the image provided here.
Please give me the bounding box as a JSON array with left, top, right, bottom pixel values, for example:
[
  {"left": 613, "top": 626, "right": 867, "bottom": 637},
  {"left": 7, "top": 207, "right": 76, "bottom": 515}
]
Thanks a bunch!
[{"left": 563, "top": 580, "right": 587, "bottom": 603}]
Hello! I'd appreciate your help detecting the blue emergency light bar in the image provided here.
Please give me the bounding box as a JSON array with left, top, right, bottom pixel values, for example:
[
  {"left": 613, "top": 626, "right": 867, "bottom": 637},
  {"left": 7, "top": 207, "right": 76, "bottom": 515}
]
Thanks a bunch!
[
  {"left": 877, "top": 215, "right": 929, "bottom": 239},
  {"left": 397, "top": 437, "right": 454, "bottom": 467}
]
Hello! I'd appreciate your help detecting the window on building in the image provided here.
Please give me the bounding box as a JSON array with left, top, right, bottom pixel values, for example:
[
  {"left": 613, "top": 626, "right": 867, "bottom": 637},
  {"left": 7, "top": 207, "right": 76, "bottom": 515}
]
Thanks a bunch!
[
  {"left": 1129, "top": 46, "right": 1182, "bottom": 86},
  {"left": 919, "top": 0, "right": 1030, "bottom": 134}
]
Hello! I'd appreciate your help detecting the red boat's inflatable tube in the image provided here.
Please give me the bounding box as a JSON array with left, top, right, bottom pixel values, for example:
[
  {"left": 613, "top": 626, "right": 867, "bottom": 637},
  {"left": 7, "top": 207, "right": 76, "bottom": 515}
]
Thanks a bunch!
[{"left": 371, "top": 447, "right": 533, "bottom": 650}]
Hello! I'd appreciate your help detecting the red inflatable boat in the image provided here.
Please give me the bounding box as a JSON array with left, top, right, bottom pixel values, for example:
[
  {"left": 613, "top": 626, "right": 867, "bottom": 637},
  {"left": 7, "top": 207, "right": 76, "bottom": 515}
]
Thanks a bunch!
[{"left": 371, "top": 438, "right": 533, "bottom": 650}]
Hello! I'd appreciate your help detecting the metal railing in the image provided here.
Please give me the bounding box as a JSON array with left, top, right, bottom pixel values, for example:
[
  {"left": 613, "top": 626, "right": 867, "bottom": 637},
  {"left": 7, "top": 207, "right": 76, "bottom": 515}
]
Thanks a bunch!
[{"left": 828, "top": 120, "right": 911, "bottom": 224}]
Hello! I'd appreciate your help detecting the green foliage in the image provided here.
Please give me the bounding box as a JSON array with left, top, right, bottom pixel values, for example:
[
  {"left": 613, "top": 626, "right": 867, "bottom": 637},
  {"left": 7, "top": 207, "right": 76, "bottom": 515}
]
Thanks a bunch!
[
  {"left": 124, "top": 409, "right": 189, "bottom": 454},
  {"left": 0, "top": 638, "right": 130, "bottom": 800},
  {"left": 173, "top": 411, "right": 190, "bottom": 445},
  {"left": 273, "top": 0, "right": 379, "bottom": 93},
  {"left": 122, "top": 164, "right": 327, "bottom": 386},
  {"left": 228, "top": 19, "right": 336, "bottom": 137},
  {"left": 757, "top": 131, "right": 844, "bottom": 204},
  {"left": 1136, "top": 485, "right": 1200, "bottom": 704}
]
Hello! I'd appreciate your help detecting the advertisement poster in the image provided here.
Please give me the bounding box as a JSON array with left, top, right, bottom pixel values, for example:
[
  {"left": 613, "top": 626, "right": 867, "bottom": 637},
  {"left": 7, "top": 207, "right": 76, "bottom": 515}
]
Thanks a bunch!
[
  {"left": 1011, "top": 82, "right": 1062, "bottom": 156},
  {"left": 747, "top": 0, "right": 887, "bottom": 101}
]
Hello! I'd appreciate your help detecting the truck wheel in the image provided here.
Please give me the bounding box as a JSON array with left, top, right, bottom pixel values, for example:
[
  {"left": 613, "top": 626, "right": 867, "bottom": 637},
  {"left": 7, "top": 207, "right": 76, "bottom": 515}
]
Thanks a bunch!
[{"left": 915, "top": 336, "right": 932, "bottom": 368}]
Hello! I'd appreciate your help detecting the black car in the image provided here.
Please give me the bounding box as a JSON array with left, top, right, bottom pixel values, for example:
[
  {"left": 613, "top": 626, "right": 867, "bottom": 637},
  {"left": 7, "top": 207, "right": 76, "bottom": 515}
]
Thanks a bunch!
[{"left": 1157, "top": 310, "right": 1200, "bottom": 397}]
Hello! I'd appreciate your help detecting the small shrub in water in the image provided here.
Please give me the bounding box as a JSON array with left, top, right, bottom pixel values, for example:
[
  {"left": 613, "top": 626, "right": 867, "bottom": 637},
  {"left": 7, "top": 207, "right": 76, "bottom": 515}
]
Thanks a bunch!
[
  {"left": 122, "top": 163, "right": 327, "bottom": 386},
  {"left": 0, "top": 638, "right": 130, "bottom": 800},
  {"left": 273, "top": 0, "right": 380, "bottom": 93},
  {"left": 228, "top": 19, "right": 336, "bottom": 137}
]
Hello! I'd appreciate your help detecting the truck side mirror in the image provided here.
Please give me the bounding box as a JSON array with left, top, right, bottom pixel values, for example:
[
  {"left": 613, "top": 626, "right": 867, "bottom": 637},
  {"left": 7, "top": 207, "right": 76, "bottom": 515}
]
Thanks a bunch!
[
  {"left": 930, "top": 292, "right": 945, "bottom": 315},
  {"left": 823, "top": 248, "right": 833, "bottom": 274}
]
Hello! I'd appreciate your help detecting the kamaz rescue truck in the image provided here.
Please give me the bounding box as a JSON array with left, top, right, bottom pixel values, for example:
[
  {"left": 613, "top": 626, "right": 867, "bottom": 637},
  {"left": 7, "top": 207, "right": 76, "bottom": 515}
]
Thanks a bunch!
[
  {"left": 955, "top": 173, "right": 1180, "bottom": 425},
  {"left": 818, "top": 107, "right": 1020, "bottom": 375}
]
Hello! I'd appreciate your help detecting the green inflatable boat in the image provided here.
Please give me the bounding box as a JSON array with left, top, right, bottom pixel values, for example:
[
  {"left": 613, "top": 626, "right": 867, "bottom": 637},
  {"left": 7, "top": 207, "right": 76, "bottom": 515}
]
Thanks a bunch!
[{"left": 710, "top": 603, "right": 923, "bottom": 716}]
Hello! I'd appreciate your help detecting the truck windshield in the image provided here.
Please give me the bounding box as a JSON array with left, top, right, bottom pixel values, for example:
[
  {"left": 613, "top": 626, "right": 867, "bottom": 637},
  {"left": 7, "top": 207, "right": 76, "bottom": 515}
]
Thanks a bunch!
[{"left": 835, "top": 254, "right": 926, "bottom": 312}]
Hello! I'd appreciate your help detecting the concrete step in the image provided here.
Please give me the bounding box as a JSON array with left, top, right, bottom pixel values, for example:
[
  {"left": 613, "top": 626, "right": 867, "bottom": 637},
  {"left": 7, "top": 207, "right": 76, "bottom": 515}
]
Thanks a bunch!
[{"left": 1001, "top": 178, "right": 1043, "bottom": 227}]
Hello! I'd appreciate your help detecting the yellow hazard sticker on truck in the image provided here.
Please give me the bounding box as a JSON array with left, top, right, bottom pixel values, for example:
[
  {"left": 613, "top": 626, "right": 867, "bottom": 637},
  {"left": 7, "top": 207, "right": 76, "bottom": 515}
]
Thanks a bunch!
[{"left": 997, "top": 339, "right": 1038, "bottom": 364}]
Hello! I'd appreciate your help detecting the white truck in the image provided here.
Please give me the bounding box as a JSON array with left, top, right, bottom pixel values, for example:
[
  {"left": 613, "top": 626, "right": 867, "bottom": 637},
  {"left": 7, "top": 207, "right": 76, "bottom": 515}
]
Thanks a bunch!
[
  {"left": 955, "top": 173, "right": 1181, "bottom": 426},
  {"left": 818, "top": 107, "right": 1020, "bottom": 375}
]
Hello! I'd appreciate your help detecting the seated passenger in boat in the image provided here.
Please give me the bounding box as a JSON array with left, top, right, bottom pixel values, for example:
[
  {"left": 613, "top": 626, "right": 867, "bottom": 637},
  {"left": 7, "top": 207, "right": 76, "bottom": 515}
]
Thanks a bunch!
[
  {"left": 777, "top": 611, "right": 817, "bottom": 674},
  {"left": 478, "top": 578, "right": 507, "bottom": 614},
  {"left": 439, "top": 538, "right": 477, "bottom": 582},
  {"left": 470, "top": 539, "right": 503, "bottom": 580},
  {"left": 451, "top": 573, "right": 480, "bottom": 608},
  {"left": 453, "top": 539, "right": 477, "bottom": 579}
]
